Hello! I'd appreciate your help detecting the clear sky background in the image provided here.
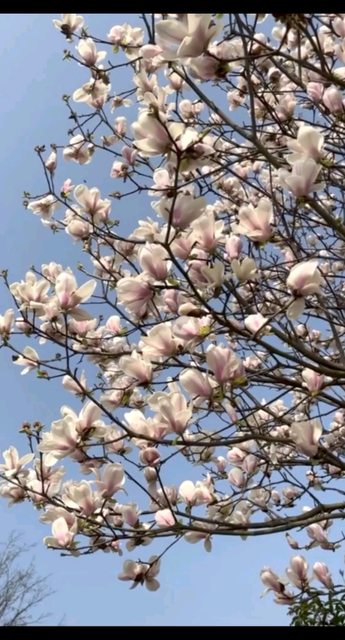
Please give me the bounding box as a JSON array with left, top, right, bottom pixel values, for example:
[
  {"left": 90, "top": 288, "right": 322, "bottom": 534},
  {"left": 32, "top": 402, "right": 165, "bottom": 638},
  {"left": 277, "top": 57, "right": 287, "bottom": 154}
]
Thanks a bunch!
[{"left": 0, "top": 13, "right": 340, "bottom": 627}]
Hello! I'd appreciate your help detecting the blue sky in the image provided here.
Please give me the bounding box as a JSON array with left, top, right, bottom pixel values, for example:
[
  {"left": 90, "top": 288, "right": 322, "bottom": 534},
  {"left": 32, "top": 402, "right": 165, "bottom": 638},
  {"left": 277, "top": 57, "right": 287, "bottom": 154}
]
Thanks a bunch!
[{"left": 0, "top": 13, "right": 339, "bottom": 627}]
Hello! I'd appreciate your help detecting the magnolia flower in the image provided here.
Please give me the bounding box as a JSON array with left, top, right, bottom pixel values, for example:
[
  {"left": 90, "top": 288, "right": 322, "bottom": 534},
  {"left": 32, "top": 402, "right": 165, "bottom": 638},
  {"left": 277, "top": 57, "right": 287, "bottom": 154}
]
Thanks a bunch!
[
  {"left": 286, "top": 125, "right": 325, "bottom": 163},
  {"left": 286, "top": 534, "right": 299, "bottom": 550},
  {"left": 243, "top": 455, "right": 258, "bottom": 475},
  {"left": 27, "top": 195, "right": 59, "bottom": 220},
  {"left": 307, "top": 523, "right": 329, "bottom": 547},
  {"left": 15, "top": 318, "right": 32, "bottom": 333},
  {"left": 172, "top": 316, "right": 210, "bottom": 349},
  {"left": 110, "top": 161, "right": 128, "bottom": 178},
  {"left": 152, "top": 390, "right": 192, "bottom": 435},
  {"left": 33, "top": 457, "right": 65, "bottom": 484},
  {"left": 40, "top": 506, "right": 77, "bottom": 529},
  {"left": 132, "top": 110, "right": 184, "bottom": 157},
  {"left": 180, "top": 369, "right": 216, "bottom": 398},
  {"left": 109, "top": 23, "right": 144, "bottom": 51},
  {"left": 28, "top": 476, "right": 62, "bottom": 505},
  {"left": 286, "top": 556, "right": 309, "bottom": 589},
  {"left": 164, "top": 69, "right": 187, "bottom": 92},
  {"left": 13, "top": 346, "right": 39, "bottom": 375},
  {"left": 0, "top": 309, "right": 14, "bottom": 335},
  {"left": 228, "top": 467, "right": 246, "bottom": 488},
  {"left": 225, "top": 235, "right": 242, "bottom": 260},
  {"left": 0, "top": 446, "right": 34, "bottom": 478},
  {"left": 152, "top": 194, "right": 206, "bottom": 230},
  {"left": 0, "top": 484, "right": 26, "bottom": 507},
  {"left": 155, "top": 14, "right": 222, "bottom": 60},
  {"left": 290, "top": 419, "right": 322, "bottom": 457},
  {"left": 74, "top": 185, "right": 111, "bottom": 224},
  {"left": 107, "top": 24, "right": 127, "bottom": 45},
  {"left": 323, "top": 85, "right": 344, "bottom": 114},
  {"left": 301, "top": 368, "right": 330, "bottom": 393},
  {"left": 139, "top": 447, "right": 161, "bottom": 467},
  {"left": 119, "top": 350, "right": 153, "bottom": 383},
  {"left": 184, "top": 524, "right": 213, "bottom": 552},
  {"left": 73, "top": 79, "right": 110, "bottom": 105},
  {"left": 125, "top": 524, "right": 153, "bottom": 552},
  {"left": 63, "top": 480, "right": 103, "bottom": 516},
  {"left": 105, "top": 315, "right": 122, "bottom": 335},
  {"left": 66, "top": 218, "right": 91, "bottom": 241},
  {"left": 178, "top": 480, "right": 212, "bottom": 506},
  {"left": 133, "top": 68, "right": 158, "bottom": 99},
  {"left": 62, "top": 371, "right": 87, "bottom": 396},
  {"left": 37, "top": 415, "right": 79, "bottom": 466},
  {"left": 116, "top": 274, "right": 153, "bottom": 318},
  {"left": 53, "top": 14, "right": 84, "bottom": 38},
  {"left": 44, "top": 517, "right": 75, "bottom": 549},
  {"left": 93, "top": 463, "right": 125, "bottom": 498},
  {"left": 118, "top": 556, "right": 161, "bottom": 591},
  {"left": 273, "top": 591, "right": 296, "bottom": 606},
  {"left": 121, "top": 501, "right": 141, "bottom": 527},
  {"left": 232, "top": 199, "right": 274, "bottom": 243},
  {"left": 306, "top": 82, "right": 324, "bottom": 103},
  {"left": 192, "top": 212, "right": 224, "bottom": 251},
  {"left": 45, "top": 151, "right": 57, "bottom": 173},
  {"left": 148, "top": 168, "right": 173, "bottom": 196},
  {"left": 139, "top": 44, "right": 165, "bottom": 72},
  {"left": 140, "top": 323, "right": 177, "bottom": 359},
  {"left": 287, "top": 261, "right": 323, "bottom": 297},
  {"left": 244, "top": 313, "right": 267, "bottom": 334},
  {"left": 41, "top": 262, "right": 65, "bottom": 283},
  {"left": 201, "top": 263, "right": 224, "bottom": 288},
  {"left": 69, "top": 317, "right": 96, "bottom": 336},
  {"left": 155, "top": 509, "right": 175, "bottom": 527},
  {"left": 55, "top": 271, "right": 96, "bottom": 312},
  {"left": 260, "top": 568, "right": 287, "bottom": 596},
  {"left": 61, "top": 179, "right": 75, "bottom": 197},
  {"left": 77, "top": 38, "right": 106, "bottom": 66},
  {"left": 231, "top": 257, "right": 258, "bottom": 282},
  {"left": 110, "top": 96, "right": 133, "bottom": 111},
  {"left": 179, "top": 99, "right": 204, "bottom": 121},
  {"left": 139, "top": 244, "right": 171, "bottom": 281},
  {"left": 278, "top": 158, "right": 324, "bottom": 197},
  {"left": 206, "top": 344, "right": 242, "bottom": 384},
  {"left": 70, "top": 401, "right": 103, "bottom": 435},
  {"left": 143, "top": 466, "right": 158, "bottom": 483},
  {"left": 10, "top": 272, "right": 50, "bottom": 313},
  {"left": 63, "top": 135, "right": 93, "bottom": 165},
  {"left": 313, "top": 562, "right": 333, "bottom": 588},
  {"left": 227, "top": 447, "right": 246, "bottom": 466}
]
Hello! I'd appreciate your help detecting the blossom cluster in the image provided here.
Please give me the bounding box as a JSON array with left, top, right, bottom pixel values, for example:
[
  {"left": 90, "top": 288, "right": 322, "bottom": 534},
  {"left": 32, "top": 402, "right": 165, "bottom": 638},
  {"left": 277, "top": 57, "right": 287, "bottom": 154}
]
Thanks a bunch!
[{"left": 2, "top": 13, "right": 345, "bottom": 603}]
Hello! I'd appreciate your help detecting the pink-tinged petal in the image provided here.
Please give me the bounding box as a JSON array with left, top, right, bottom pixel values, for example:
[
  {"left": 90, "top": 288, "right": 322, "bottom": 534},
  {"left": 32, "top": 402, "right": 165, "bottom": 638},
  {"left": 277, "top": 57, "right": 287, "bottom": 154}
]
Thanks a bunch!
[
  {"left": 18, "top": 453, "right": 35, "bottom": 467},
  {"left": 155, "top": 509, "right": 175, "bottom": 527},
  {"left": 179, "top": 480, "right": 195, "bottom": 503},
  {"left": 43, "top": 536, "right": 59, "bottom": 548},
  {"left": 145, "top": 578, "right": 160, "bottom": 592},
  {"left": 75, "top": 280, "right": 97, "bottom": 303},
  {"left": 291, "top": 419, "right": 322, "bottom": 457},
  {"left": 204, "top": 537, "right": 212, "bottom": 552},
  {"left": 52, "top": 517, "right": 69, "bottom": 545},
  {"left": 287, "top": 298, "right": 305, "bottom": 320},
  {"left": 155, "top": 19, "right": 187, "bottom": 45},
  {"left": 313, "top": 562, "right": 333, "bottom": 588},
  {"left": 244, "top": 313, "right": 267, "bottom": 333}
]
